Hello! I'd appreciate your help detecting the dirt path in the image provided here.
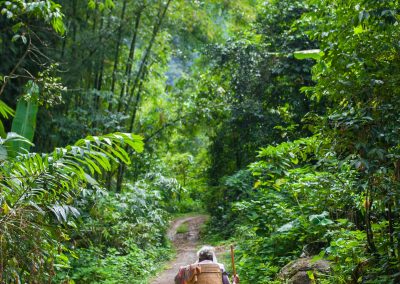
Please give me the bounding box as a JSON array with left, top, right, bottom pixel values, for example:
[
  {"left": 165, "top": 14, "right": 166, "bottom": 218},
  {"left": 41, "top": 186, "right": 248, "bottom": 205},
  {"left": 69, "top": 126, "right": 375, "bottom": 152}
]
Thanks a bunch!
[{"left": 150, "top": 215, "right": 208, "bottom": 284}]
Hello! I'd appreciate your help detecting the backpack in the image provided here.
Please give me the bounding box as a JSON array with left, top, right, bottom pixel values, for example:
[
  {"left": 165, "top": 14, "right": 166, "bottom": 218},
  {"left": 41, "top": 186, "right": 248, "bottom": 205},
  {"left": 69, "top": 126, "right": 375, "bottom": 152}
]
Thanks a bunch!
[{"left": 187, "top": 263, "right": 222, "bottom": 284}]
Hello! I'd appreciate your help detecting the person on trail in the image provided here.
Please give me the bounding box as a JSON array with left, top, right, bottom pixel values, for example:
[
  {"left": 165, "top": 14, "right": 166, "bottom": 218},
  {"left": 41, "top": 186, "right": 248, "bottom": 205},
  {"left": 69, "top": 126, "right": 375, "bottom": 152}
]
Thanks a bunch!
[{"left": 174, "top": 246, "right": 239, "bottom": 284}]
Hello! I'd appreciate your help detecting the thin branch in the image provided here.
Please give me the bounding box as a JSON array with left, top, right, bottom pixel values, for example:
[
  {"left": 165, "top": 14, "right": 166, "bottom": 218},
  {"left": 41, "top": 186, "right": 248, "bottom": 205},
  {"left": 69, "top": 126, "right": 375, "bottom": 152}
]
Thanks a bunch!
[
  {"left": 0, "top": 38, "right": 31, "bottom": 96},
  {"left": 144, "top": 116, "right": 186, "bottom": 143}
]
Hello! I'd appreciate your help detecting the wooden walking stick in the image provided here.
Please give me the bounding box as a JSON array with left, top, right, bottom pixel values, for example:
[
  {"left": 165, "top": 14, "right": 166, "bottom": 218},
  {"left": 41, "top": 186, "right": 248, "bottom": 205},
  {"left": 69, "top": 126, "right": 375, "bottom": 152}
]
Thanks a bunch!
[{"left": 230, "top": 245, "right": 237, "bottom": 278}]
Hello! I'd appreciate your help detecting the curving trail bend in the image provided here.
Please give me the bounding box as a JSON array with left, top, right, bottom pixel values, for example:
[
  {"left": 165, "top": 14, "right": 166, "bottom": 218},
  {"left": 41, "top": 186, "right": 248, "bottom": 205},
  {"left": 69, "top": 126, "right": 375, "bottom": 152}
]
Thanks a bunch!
[{"left": 150, "top": 215, "right": 208, "bottom": 284}]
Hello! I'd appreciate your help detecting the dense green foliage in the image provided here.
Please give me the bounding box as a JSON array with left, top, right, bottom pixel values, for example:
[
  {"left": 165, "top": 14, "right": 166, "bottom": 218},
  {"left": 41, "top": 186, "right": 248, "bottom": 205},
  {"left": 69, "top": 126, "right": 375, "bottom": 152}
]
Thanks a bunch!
[
  {"left": 202, "top": 0, "right": 400, "bottom": 283},
  {"left": 0, "top": 131, "right": 144, "bottom": 282},
  {"left": 2, "top": 0, "right": 400, "bottom": 283},
  {"left": 57, "top": 179, "right": 171, "bottom": 283}
]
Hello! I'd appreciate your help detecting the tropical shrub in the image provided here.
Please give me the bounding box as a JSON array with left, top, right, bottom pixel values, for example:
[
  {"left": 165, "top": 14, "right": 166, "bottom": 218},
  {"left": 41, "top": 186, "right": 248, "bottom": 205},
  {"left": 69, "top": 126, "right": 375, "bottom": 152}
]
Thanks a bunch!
[
  {"left": 0, "top": 132, "right": 143, "bottom": 282},
  {"left": 57, "top": 181, "right": 171, "bottom": 283},
  {"left": 59, "top": 244, "right": 171, "bottom": 284},
  {"left": 203, "top": 170, "right": 255, "bottom": 238}
]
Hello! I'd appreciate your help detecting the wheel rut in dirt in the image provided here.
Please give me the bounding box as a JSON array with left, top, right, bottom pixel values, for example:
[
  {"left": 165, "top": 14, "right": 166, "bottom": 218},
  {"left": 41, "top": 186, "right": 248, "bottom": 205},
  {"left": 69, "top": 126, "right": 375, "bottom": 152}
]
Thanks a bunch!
[{"left": 150, "top": 215, "right": 208, "bottom": 284}]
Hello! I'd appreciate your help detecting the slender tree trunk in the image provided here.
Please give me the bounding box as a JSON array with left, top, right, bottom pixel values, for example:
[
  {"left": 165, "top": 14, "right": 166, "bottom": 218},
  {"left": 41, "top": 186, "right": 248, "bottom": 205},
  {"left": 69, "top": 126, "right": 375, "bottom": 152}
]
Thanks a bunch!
[
  {"left": 87, "top": 2, "right": 99, "bottom": 91},
  {"left": 365, "top": 182, "right": 376, "bottom": 252},
  {"left": 123, "top": 0, "right": 173, "bottom": 113},
  {"left": 93, "top": 10, "right": 104, "bottom": 90},
  {"left": 96, "top": 12, "right": 112, "bottom": 93},
  {"left": 114, "top": 10, "right": 142, "bottom": 112},
  {"left": 106, "top": 169, "right": 113, "bottom": 189},
  {"left": 91, "top": 11, "right": 106, "bottom": 132},
  {"left": 387, "top": 201, "right": 394, "bottom": 257},
  {"left": 60, "top": 35, "right": 66, "bottom": 60},
  {"left": 128, "top": 68, "right": 146, "bottom": 132},
  {"left": 233, "top": 129, "right": 242, "bottom": 170},
  {"left": 116, "top": 163, "right": 125, "bottom": 192},
  {"left": 115, "top": 74, "right": 145, "bottom": 193},
  {"left": 395, "top": 160, "right": 400, "bottom": 266},
  {"left": 110, "top": 0, "right": 128, "bottom": 94},
  {"left": 71, "top": 0, "right": 78, "bottom": 61}
]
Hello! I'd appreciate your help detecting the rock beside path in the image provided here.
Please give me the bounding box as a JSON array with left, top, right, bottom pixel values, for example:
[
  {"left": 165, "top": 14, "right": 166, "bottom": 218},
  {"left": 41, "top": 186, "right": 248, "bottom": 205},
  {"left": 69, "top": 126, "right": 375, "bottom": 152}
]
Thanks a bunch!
[{"left": 278, "top": 257, "right": 331, "bottom": 284}]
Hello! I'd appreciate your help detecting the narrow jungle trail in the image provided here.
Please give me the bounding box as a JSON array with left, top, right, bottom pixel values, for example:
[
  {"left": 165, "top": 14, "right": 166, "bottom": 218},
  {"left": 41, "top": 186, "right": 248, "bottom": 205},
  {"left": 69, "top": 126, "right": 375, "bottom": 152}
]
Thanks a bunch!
[{"left": 150, "top": 215, "right": 208, "bottom": 284}]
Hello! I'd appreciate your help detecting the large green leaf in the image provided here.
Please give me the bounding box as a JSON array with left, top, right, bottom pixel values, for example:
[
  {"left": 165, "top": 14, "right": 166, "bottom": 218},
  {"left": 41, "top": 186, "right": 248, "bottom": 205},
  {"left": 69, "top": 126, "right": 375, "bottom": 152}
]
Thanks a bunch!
[
  {"left": 10, "top": 82, "right": 39, "bottom": 156},
  {"left": 309, "top": 211, "right": 334, "bottom": 226},
  {"left": 293, "top": 49, "right": 323, "bottom": 60}
]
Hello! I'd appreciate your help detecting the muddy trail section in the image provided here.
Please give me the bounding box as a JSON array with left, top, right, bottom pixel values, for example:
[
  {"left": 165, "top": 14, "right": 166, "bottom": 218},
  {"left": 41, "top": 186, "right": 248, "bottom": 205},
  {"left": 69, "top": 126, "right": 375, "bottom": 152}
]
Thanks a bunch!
[{"left": 150, "top": 215, "right": 208, "bottom": 284}]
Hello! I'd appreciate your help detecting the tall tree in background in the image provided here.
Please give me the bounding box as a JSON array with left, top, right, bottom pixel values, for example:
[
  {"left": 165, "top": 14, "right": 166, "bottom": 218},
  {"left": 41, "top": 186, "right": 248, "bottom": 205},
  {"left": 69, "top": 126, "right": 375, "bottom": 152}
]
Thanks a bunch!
[{"left": 203, "top": 0, "right": 318, "bottom": 184}]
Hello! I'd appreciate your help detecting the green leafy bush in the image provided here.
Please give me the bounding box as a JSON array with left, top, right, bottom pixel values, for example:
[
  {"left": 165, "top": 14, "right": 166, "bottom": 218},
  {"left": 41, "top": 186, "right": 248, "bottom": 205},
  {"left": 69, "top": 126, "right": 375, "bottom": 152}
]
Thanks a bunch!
[
  {"left": 58, "top": 244, "right": 170, "bottom": 284},
  {"left": 203, "top": 170, "right": 255, "bottom": 238},
  {"left": 56, "top": 173, "right": 173, "bottom": 283},
  {"left": 0, "top": 133, "right": 143, "bottom": 282}
]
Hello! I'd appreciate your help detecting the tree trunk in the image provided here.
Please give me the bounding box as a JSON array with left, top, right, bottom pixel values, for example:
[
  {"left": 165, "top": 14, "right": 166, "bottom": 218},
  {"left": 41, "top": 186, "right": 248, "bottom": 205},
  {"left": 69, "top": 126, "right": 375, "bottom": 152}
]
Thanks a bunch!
[
  {"left": 128, "top": 68, "right": 146, "bottom": 132},
  {"left": 365, "top": 183, "right": 376, "bottom": 252},
  {"left": 116, "top": 163, "right": 125, "bottom": 193},
  {"left": 110, "top": 0, "right": 128, "bottom": 94},
  {"left": 123, "top": 0, "right": 173, "bottom": 113},
  {"left": 114, "top": 9, "right": 142, "bottom": 112},
  {"left": 394, "top": 160, "right": 400, "bottom": 266}
]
